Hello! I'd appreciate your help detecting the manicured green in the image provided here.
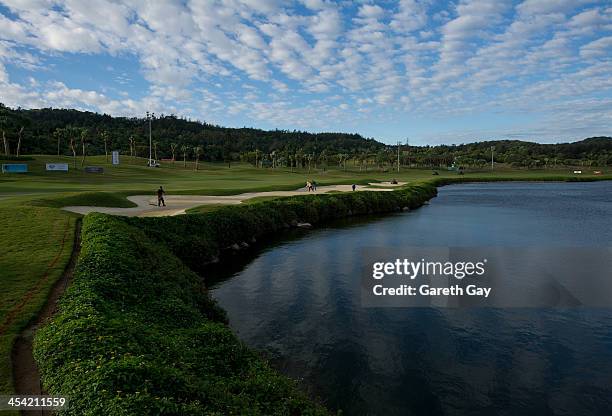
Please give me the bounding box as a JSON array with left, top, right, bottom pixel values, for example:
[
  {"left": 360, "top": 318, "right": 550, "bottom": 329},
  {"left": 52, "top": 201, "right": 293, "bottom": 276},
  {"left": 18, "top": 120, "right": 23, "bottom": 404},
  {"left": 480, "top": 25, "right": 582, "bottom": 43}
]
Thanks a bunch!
[
  {"left": 29, "top": 192, "right": 138, "bottom": 209},
  {"left": 34, "top": 214, "right": 330, "bottom": 415},
  {"left": 3, "top": 156, "right": 607, "bottom": 203}
]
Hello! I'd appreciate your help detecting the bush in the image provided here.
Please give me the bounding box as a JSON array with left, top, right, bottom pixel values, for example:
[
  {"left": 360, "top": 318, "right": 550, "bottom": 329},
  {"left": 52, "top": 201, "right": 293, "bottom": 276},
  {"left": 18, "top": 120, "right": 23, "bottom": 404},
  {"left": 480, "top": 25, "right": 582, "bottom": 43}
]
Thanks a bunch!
[
  {"left": 129, "top": 184, "right": 437, "bottom": 271},
  {"left": 35, "top": 214, "right": 329, "bottom": 415}
]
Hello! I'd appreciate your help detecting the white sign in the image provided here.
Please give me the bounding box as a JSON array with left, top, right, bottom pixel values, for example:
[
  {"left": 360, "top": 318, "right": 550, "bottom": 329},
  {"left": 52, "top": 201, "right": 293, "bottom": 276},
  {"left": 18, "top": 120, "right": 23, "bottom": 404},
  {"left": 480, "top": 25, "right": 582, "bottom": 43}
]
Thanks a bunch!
[
  {"left": 112, "top": 151, "right": 120, "bottom": 165},
  {"left": 46, "top": 163, "right": 69, "bottom": 171}
]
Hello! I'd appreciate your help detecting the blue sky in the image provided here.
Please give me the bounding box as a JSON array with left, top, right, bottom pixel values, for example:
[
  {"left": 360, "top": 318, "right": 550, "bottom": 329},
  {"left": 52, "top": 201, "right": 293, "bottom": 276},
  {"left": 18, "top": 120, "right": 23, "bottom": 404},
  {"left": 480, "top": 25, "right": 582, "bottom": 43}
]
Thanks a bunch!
[{"left": 0, "top": 0, "right": 610, "bottom": 145}]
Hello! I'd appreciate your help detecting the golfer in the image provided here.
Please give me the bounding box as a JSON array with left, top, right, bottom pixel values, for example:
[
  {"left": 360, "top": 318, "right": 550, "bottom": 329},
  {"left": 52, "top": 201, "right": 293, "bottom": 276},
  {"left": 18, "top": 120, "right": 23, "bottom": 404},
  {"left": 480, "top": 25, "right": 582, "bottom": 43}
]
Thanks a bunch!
[{"left": 157, "top": 186, "right": 166, "bottom": 207}]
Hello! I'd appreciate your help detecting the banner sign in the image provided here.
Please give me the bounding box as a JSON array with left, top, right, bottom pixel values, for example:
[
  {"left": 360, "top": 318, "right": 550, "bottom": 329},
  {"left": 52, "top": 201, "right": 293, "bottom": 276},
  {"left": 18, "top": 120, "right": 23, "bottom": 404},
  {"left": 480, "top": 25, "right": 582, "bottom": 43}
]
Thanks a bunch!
[
  {"left": 1, "top": 164, "right": 28, "bottom": 173},
  {"left": 46, "top": 163, "right": 69, "bottom": 171},
  {"left": 85, "top": 166, "right": 104, "bottom": 174},
  {"left": 112, "top": 151, "right": 119, "bottom": 165}
]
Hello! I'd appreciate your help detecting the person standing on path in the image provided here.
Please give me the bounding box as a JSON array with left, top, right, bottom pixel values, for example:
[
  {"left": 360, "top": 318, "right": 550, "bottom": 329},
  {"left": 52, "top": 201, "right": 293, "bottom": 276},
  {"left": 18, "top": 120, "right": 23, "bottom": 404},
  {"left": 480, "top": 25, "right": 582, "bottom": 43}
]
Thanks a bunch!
[
  {"left": 157, "top": 186, "right": 166, "bottom": 207},
  {"left": 352, "top": 184, "right": 357, "bottom": 191}
]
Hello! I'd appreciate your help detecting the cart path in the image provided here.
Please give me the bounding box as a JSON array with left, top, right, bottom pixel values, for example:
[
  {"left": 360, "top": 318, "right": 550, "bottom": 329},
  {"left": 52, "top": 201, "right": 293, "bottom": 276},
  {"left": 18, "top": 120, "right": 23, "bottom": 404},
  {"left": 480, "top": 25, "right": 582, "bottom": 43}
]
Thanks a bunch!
[{"left": 62, "top": 182, "right": 405, "bottom": 217}]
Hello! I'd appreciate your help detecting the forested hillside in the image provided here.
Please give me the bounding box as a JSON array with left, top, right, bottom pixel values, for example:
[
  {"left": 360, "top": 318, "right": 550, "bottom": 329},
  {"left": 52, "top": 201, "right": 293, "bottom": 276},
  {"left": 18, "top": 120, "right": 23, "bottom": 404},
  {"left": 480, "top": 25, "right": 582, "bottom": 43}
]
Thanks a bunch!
[{"left": 1, "top": 104, "right": 610, "bottom": 168}]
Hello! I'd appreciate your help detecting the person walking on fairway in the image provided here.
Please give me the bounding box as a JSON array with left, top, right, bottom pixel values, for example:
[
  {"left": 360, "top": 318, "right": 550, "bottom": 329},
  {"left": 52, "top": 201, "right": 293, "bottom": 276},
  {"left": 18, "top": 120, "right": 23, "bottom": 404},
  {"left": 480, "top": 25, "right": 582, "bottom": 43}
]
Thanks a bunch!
[{"left": 157, "top": 186, "right": 166, "bottom": 207}]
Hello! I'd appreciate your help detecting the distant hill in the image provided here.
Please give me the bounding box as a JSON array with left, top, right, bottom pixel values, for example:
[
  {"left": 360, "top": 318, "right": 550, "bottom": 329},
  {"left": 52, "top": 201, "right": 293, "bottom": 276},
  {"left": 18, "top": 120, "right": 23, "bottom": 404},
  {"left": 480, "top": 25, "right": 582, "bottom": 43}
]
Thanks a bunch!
[
  {"left": 0, "top": 104, "right": 383, "bottom": 161},
  {"left": 0, "top": 104, "right": 610, "bottom": 167}
]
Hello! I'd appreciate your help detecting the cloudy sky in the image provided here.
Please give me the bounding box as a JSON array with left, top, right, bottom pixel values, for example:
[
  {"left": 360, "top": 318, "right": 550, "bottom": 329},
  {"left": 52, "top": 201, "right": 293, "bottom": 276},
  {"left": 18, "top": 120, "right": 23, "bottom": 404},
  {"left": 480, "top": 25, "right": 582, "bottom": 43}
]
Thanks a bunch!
[{"left": 0, "top": 0, "right": 610, "bottom": 145}]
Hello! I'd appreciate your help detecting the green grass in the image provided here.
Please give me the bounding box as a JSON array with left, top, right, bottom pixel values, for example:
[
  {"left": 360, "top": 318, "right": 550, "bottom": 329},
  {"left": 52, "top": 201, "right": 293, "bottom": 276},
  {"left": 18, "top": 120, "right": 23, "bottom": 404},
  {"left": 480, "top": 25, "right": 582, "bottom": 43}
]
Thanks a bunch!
[
  {"left": 184, "top": 203, "right": 231, "bottom": 214},
  {"left": 0, "top": 154, "right": 609, "bottom": 398},
  {"left": 185, "top": 197, "right": 288, "bottom": 215},
  {"left": 29, "top": 192, "right": 137, "bottom": 208},
  {"left": 0, "top": 205, "right": 77, "bottom": 394},
  {"left": 3, "top": 155, "right": 606, "bottom": 201}
]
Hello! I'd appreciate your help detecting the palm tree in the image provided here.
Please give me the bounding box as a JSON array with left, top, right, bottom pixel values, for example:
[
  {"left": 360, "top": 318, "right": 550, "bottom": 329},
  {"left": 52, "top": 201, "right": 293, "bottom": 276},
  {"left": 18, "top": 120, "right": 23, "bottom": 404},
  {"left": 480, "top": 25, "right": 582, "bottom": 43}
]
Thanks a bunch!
[
  {"left": 53, "top": 128, "right": 64, "bottom": 156},
  {"left": 16, "top": 127, "right": 24, "bottom": 157},
  {"left": 128, "top": 136, "right": 135, "bottom": 160},
  {"left": 193, "top": 145, "right": 202, "bottom": 170},
  {"left": 181, "top": 145, "right": 189, "bottom": 168},
  {"left": 0, "top": 114, "right": 9, "bottom": 156},
  {"left": 80, "top": 128, "right": 89, "bottom": 166},
  {"left": 170, "top": 143, "right": 178, "bottom": 162},
  {"left": 68, "top": 133, "right": 77, "bottom": 169},
  {"left": 101, "top": 130, "right": 110, "bottom": 162}
]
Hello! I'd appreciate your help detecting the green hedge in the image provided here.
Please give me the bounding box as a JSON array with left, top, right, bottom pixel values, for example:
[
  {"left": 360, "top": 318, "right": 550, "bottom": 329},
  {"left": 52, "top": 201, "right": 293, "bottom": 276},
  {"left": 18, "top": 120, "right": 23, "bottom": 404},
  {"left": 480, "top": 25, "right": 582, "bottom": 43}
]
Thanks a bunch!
[
  {"left": 34, "top": 184, "right": 437, "bottom": 415},
  {"left": 429, "top": 175, "right": 609, "bottom": 186},
  {"left": 34, "top": 214, "right": 329, "bottom": 415},
  {"left": 128, "top": 183, "right": 437, "bottom": 272}
]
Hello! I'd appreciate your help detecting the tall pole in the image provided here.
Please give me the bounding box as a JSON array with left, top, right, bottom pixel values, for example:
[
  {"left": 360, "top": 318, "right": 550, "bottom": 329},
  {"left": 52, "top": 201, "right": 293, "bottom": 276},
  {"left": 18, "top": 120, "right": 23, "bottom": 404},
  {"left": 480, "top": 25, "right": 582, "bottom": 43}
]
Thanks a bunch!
[
  {"left": 147, "top": 111, "right": 155, "bottom": 167},
  {"left": 397, "top": 141, "right": 400, "bottom": 173},
  {"left": 146, "top": 111, "right": 152, "bottom": 166}
]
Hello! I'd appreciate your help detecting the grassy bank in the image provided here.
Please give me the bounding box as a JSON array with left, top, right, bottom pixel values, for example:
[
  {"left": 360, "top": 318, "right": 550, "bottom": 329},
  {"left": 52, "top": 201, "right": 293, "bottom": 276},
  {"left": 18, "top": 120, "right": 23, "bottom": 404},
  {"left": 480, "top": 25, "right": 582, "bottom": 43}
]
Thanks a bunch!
[
  {"left": 34, "top": 214, "right": 330, "bottom": 415},
  {"left": 32, "top": 183, "right": 437, "bottom": 414},
  {"left": 0, "top": 205, "right": 77, "bottom": 395}
]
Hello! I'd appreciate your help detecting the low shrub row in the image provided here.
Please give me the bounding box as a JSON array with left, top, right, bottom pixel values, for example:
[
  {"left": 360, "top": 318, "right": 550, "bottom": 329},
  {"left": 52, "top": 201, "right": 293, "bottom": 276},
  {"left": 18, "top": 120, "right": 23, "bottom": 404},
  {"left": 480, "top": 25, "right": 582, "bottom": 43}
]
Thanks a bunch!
[
  {"left": 128, "top": 183, "right": 437, "bottom": 272},
  {"left": 34, "top": 214, "right": 330, "bottom": 415},
  {"left": 430, "top": 175, "right": 609, "bottom": 186}
]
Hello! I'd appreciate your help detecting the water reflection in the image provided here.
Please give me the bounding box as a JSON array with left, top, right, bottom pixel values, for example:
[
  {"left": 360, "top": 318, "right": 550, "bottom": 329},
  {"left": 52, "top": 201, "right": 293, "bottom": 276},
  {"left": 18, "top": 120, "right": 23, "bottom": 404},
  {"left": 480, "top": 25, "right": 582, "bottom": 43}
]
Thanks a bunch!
[{"left": 211, "top": 182, "right": 612, "bottom": 415}]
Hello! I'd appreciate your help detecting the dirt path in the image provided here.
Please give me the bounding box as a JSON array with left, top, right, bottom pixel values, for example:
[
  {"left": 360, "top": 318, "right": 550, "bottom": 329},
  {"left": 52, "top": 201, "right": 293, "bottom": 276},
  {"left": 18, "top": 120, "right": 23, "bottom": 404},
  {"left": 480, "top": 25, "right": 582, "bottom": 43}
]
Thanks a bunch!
[
  {"left": 11, "top": 220, "right": 81, "bottom": 407},
  {"left": 62, "top": 182, "right": 406, "bottom": 217}
]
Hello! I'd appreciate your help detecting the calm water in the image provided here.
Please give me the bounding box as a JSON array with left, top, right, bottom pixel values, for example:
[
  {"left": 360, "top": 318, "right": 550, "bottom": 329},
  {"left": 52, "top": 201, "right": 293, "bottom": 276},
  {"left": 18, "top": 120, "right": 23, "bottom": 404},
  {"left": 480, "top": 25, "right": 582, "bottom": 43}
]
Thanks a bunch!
[{"left": 210, "top": 182, "right": 612, "bottom": 416}]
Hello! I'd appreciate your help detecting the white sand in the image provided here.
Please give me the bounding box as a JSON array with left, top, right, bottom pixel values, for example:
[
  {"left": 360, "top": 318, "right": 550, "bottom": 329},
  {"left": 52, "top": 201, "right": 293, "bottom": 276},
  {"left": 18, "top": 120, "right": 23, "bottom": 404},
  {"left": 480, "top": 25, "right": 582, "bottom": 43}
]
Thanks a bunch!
[{"left": 63, "top": 183, "right": 399, "bottom": 217}]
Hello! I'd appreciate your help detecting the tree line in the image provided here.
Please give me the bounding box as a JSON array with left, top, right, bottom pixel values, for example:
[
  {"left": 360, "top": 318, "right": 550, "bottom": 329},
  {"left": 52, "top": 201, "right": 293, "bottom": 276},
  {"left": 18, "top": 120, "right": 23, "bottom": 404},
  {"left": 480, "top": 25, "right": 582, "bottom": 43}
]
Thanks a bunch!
[{"left": 1, "top": 104, "right": 610, "bottom": 169}]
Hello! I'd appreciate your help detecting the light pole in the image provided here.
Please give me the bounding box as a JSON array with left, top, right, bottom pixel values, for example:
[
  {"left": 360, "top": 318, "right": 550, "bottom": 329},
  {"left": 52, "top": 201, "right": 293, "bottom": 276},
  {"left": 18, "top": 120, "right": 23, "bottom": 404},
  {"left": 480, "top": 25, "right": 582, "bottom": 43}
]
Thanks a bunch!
[
  {"left": 491, "top": 145, "right": 495, "bottom": 170},
  {"left": 146, "top": 111, "right": 154, "bottom": 166},
  {"left": 397, "top": 141, "right": 401, "bottom": 173}
]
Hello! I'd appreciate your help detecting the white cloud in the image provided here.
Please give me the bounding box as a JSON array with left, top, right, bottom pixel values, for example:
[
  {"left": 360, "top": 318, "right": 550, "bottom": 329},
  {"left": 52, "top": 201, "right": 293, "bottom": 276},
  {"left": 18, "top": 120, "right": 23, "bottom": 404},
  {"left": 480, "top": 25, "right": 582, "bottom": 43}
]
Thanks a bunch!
[
  {"left": 516, "top": 0, "right": 591, "bottom": 16},
  {"left": 0, "top": 0, "right": 609, "bottom": 143},
  {"left": 358, "top": 4, "right": 385, "bottom": 20},
  {"left": 580, "top": 36, "right": 612, "bottom": 58},
  {"left": 390, "top": 0, "right": 429, "bottom": 33}
]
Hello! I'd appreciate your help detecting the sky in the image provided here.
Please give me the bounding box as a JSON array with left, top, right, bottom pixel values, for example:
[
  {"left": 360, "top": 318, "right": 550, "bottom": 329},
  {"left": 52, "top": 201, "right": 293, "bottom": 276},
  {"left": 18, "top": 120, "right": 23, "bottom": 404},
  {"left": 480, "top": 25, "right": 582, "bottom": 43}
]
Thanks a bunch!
[{"left": 0, "top": 0, "right": 610, "bottom": 145}]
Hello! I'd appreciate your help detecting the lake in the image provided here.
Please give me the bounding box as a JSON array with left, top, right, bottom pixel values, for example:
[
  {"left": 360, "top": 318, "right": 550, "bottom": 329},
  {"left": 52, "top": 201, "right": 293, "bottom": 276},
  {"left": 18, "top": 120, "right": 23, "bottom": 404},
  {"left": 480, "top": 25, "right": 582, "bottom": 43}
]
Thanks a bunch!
[{"left": 210, "top": 181, "right": 612, "bottom": 416}]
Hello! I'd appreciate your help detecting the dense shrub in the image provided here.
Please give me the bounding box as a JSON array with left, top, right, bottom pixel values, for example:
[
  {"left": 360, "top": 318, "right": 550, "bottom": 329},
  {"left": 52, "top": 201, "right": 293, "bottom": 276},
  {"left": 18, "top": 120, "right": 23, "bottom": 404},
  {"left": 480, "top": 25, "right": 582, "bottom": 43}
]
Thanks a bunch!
[
  {"left": 34, "top": 214, "right": 329, "bottom": 415},
  {"left": 129, "top": 184, "right": 437, "bottom": 272}
]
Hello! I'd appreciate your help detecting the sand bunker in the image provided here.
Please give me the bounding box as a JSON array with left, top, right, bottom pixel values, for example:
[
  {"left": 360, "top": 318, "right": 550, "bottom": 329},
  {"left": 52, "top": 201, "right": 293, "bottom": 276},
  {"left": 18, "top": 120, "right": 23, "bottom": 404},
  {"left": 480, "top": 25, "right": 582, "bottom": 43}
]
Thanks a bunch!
[{"left": 63, "top": 183, "right": 398, "bottom": 217}]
